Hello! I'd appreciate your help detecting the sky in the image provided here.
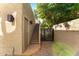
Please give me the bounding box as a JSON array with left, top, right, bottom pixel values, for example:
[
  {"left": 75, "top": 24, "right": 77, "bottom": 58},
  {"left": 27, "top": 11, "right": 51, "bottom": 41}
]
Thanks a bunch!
[
  {"left": 31, "top": 3, "right": 43, "bottom": 23},
  {"left": 31, "top": 3, "right": 37, "bottom": 11}
]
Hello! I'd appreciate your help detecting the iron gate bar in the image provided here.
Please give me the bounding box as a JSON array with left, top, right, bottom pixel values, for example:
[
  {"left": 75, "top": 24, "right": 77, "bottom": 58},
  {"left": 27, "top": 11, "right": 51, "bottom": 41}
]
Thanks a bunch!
[{"left": 41, "top": 28, "right": 54, "bottom": 41}]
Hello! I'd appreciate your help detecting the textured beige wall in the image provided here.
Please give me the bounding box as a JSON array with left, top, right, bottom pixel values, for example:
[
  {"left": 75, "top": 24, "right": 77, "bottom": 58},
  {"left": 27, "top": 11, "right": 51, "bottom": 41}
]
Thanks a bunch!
[
  {"left": 22, "top": 3, "right": 35, "bottom": 52},
  {"left": 0, "top": 3, "right": 23, "bottom": 55},
  {"left": 54, "top": 30, "right": 79, "bottom": 52},
  {"left": 0, "top": 3, "right": 35, "bottom": 55}
]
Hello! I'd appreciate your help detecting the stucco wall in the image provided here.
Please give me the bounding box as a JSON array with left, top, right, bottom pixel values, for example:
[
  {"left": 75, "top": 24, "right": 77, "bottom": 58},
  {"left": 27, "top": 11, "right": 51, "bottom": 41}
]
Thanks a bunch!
[
  {"left": 54, "top": 30, "right": 79, "bottom": 52},
  {"left": 22, "top": 3, "right": 35, "bottom": 52},
  {"left": 0, "top": 3, "right": 23, "bottom": 55},
  {"left": 0, "top": 3, "right": 35, "bottom": 55}
]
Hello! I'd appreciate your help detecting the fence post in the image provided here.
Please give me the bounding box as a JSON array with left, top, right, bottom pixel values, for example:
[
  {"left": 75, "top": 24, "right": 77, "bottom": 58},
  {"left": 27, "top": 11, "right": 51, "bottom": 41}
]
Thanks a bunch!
[{"left": 52, "top": 28, "right": 54, "bottom": 41}]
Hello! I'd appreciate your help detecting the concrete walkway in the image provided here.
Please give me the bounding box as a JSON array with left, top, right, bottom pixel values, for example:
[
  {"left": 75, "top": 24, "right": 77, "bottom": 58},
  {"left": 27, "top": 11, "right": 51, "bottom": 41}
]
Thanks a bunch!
[
  {"left": 16, "top": 44, "right": 40, "bottom": 56},
  {"left": 32, "top": 41, "right": 79, "bottom": 56},
  {"left": 32, "top": 41, "right": 53, "bottom": 56}
]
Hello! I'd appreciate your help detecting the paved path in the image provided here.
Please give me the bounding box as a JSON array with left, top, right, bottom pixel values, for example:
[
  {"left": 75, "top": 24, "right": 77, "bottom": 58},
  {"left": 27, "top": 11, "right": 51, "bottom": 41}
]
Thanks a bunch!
[
  {"left": 32, "top": 41, "right": 79, "bottom": 56},
  {"left": 32, "top": 41, "right": 53, "bottom": 56}
]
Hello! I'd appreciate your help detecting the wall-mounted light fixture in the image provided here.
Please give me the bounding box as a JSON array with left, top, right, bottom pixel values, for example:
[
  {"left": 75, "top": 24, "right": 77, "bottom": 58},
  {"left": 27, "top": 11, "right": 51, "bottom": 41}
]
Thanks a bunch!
[
  {"left": 7, "top": 14, "right": 14, "bottom": 22},
  {"left": 24, "top": 17, "right": 34, "bottom": 24},
  {"left": 24, "top": 17, "right": 28, "bottom": 21},
  {"left": 30, "top": 20, "right": 33, "bottom": 24}
]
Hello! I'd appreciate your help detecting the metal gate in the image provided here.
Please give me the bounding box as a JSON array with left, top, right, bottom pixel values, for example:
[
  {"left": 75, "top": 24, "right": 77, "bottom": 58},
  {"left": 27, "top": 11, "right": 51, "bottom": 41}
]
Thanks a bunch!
[{"left": 41, "top": 28, "right": 54, "bottom": 41}]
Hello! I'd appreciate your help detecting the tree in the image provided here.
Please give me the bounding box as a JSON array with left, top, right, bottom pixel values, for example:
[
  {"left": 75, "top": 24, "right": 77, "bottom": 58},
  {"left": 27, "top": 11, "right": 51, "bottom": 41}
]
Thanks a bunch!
[
  {"left": 63, "top": 22, "right": 70, "bottom": 30},
  {"left": 36, "top": 3, "right": 79, "bottom": 28},
  {"left": 34, "top": 10, "right": 38, "bottom": 19}
]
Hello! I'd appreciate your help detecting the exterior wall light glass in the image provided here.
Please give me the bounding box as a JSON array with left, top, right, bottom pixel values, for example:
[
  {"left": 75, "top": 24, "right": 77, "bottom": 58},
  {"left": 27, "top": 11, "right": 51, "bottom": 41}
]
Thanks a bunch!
[{"left": 7, "top": 14, "right": 14, "bottom": 22}]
